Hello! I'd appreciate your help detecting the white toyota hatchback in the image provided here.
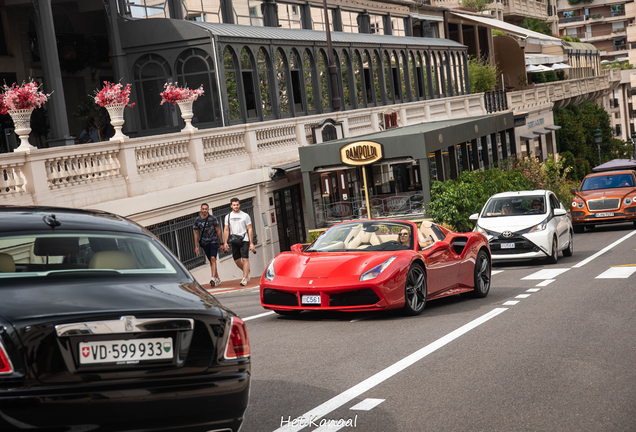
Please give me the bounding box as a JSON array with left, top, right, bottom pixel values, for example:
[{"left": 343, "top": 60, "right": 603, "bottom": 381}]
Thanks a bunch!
[{"left": 469, "top": 190, "right": 573, "bottom": 263}]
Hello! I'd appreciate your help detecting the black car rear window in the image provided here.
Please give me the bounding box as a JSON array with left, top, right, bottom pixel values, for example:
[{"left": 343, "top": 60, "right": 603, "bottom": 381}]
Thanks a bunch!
[{"left": 0, "top": 233, "right": 179, "bottom": 278}]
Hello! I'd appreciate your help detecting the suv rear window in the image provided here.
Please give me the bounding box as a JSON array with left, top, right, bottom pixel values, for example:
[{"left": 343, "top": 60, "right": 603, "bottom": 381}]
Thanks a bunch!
[{"left": 0, "top": 233, "right": 178, "bottom": 278}]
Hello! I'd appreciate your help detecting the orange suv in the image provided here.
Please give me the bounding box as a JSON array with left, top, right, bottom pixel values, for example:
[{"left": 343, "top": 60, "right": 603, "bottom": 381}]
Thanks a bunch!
[{"left": 571, "top": 170, "right": 636, "bottom": 233}]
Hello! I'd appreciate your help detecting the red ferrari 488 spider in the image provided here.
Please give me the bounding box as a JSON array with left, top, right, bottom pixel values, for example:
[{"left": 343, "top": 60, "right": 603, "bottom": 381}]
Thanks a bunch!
[{"left": 260, "top": 219, "right": 491, "bottom": 316}]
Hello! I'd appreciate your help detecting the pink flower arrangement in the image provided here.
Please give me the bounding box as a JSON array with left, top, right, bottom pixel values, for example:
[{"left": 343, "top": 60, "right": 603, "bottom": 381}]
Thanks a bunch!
[
  {"left": 0, "top": 81, "right": 51, "bottom": 115},
  {"left": 94, "top": 81, "right": 135, "bottom": 108},
  {"left": 160, "top": 83, "right": 204, "bottom": 105}
]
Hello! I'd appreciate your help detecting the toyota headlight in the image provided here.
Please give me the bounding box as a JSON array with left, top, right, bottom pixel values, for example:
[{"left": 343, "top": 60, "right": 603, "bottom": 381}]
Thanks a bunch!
[
  {"left": 474, "top": 224, "right": 486, "bottom": 234},
  {"left": 264, "top": 257, "right": 277, "bottom": 281},
  {"left": 360, "top": 256, "right": 397, "bottom": 281},
  {"left": 528, "top": 219, "right": 548, "bottom": 233}
]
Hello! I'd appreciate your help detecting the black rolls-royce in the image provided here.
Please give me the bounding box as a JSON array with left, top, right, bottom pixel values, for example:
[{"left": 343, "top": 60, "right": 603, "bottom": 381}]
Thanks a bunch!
[{"left": 0, "top": 206, "right": 250, "bottom": 431}]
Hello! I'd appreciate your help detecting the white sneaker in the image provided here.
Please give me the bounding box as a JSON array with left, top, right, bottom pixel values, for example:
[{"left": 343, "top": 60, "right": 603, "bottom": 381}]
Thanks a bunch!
[
  {"left": 213, "top": 277, "right": 221, "bottom": 286},
  {"left": 239, "top": 278, "right": 247, "bottom": 286}
]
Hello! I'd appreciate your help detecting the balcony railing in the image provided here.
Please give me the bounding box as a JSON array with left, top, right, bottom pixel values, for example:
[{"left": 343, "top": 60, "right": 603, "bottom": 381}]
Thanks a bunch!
[
  {"left": 614, "top": 44, "right": 627, "bottom": 51},
  {"left": 484, "top": 90, "right": 509, "bottom": 114},
  {"left": 559, "top": 16, "right": 584, "bottom": 24},
  {"left": 0, "top": 93, "right": 492, "bottom": 211}
]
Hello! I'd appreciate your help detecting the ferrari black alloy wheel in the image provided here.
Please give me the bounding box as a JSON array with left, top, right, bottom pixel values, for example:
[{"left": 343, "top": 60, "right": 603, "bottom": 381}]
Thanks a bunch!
[{"left": 403, "top": 263, "right": 427, "bottom": 316}]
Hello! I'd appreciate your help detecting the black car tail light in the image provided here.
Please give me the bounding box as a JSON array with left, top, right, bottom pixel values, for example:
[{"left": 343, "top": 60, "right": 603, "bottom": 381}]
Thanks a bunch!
[
  {"left": 0, "top": 340, "right": 13, "bottom": 374},
  {"left": 224, "top": 317, "right": 250, "bottom": 360}
]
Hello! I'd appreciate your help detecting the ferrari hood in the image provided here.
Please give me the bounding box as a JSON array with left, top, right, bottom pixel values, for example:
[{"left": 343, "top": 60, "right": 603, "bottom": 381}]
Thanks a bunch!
[
  {"left": 275, "top": 252, "right": 391, "bottom": 279},
  {"left": 478, "top": 214, "right": 546, "bottom": 232}
]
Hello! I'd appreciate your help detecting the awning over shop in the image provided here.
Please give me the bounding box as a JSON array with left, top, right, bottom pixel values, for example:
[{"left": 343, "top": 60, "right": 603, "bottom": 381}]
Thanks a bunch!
[
  {"left": 525, "top": 53, "right": 565, "bottom": 65},
  {"left": 519, "top": 133, "right": 539, "bottom": 140},
  {"left": 411, "top": 13, "right": 444, "bottom": 22},
  {"left": 534, "top": 129, "right": 552, "bottom": 135},
  {"left": 298, "top": 113, "right": 514, "bottom": 173},
  {"left": 271, "top": 162, "right": 302, "bottom": 182},
  {"left": 545, "top": 125, "right": 562, "bottom": 131},
  {"left": 450, "top": 12, "right": 562, "bottom": 46},
  {"left": 561, "top": 41, "right": 599, "bottom": 52}
]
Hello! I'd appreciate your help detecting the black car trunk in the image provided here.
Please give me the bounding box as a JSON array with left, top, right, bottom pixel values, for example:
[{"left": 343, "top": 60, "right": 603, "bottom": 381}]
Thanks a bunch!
[{"left": 1, "top": 277, "right": 230, "bottom": 384}]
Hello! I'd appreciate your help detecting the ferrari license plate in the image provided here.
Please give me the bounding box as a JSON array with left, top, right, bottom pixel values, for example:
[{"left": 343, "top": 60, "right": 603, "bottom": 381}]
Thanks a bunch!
[
  {"left": 595, "top": 212, "right": 614, "bottom": 218},
  {"left": 301, "top": 295, "right": 321, "bottom": 305},
  {"left": 79, "top": 338, "right": 173, "bottom": 365},
  {"left": 500, "top": 243, "right": 515, "bottom": 249}
]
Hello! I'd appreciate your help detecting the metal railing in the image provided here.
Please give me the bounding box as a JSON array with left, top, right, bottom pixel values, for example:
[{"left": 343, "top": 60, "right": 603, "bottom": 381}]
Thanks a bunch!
[
  {"left": 484, "top": 90, "right": 508, "bottom": 114},
  {"left": 559, "top": 16, "right": 584, "bottom": 24}
]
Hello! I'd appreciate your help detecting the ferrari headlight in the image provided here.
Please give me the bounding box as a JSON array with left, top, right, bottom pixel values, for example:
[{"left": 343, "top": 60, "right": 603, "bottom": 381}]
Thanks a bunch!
[
  {"left": 625, "top": 197, "right": 632, "bottom": 206},
  {"left": 528, "top": 219, "right": 548, "bottom": 233},
  {"left": 360, "top": 256, "right": 397, "bottom": 281},
  {"left": 264, "top": 257, "right": 277, "bottom": 281}
]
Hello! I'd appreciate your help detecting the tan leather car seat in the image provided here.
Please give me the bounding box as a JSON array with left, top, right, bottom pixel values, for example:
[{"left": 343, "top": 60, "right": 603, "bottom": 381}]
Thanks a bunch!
[
  {"left": 347, "top": 230, "right": 381, "bottom": 249},
  {"left": 0, "top": 253, "right": 15, "bottom": 272},
  {"left": 418, "top": 221, "right": 438, "bottom": 249},
  {"left": 89, "top": 251, "right": 137, "bottom": 270}
]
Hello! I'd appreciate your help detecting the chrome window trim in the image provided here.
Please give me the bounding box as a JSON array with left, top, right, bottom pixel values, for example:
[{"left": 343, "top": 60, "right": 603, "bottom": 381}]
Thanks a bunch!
[{"left": 55, "top": 317, "right": 194, "bottom": 337}]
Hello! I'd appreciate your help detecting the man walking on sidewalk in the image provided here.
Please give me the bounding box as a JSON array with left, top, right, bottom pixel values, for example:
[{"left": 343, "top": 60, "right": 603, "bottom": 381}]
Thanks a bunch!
[
  {"left": 194, "top": 203, "right": 223, "bottom": 286},
  {"left": 223, "top": 198, "right": 255, "bottom": 286}
]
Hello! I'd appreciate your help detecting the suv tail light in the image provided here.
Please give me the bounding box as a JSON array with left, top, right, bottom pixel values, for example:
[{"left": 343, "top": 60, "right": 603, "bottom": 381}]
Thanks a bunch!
[
  {"left": 0, "top": 340, "right": 14, "bottom": 374},
  {"left": 224, "top": 317, "right": 250, "bottom": 360}
]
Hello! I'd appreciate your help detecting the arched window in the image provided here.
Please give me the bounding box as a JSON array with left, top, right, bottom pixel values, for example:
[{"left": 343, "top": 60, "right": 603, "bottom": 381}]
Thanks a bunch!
[
  {"left": 409, "top": 52, "right": 417, "bottom": 101},
  {"left": 223, "top": 47, "right": 241, "bottom": 121},
  {"left": 318, "top": 49, "right": 330, "bottom": 112},
  {"left": 363, "top": 50, "right": 375, "bottom": 106},
  {"left": 240, "top": 48, "right": 258, "bottom": 119},
  {"left": 437, "top": 52, "right": 445, "bottom": 96},
  {"left": 431, "top": 51, "right": 440, "bottom": 98},
  {"left": 400, "top": 51, "right": 408, "bottom": 102},
  {"left": 353, "top": 50, "right": 364, "bottom": 107},
  {"left": 303, "top": 49, "right": 316, "bottom": 113},
  {"left": 276, "top": 49, "right": 290, "bottom": 116},
  {"left": 290, "top": 49, "right": 305, "bottom": 114},
  {"left": 257, "top": 48, "right": 273, "bottom": 118},
  {"left": 176, "top": 48, "right": 221, "bottom": 126},
  {"left": 373, "top": 50, "right": 383, "bottom": 105},
  {"left": 133, "top": 53, "right": 173, "bottom": 130},
  {"left": 384, "top": 50, "right": 393, "bottom": 102},
  {"left": 416, "top": 52, "right": 426, "bottom": 99},
  {"left": 340, "top": 49, "right": 352, "bottom": 108}
]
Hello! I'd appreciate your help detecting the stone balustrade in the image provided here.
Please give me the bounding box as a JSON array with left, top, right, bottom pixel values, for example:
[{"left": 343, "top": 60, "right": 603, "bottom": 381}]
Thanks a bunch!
[
  {"left": 507, "top": 72, "right": 618, "bottom": 111},
  {"left": 503, "top": 0, "right": 549, "bottom": 19},
  {"left": 0, "top": 93, "right": 490, "bottom": 213}
]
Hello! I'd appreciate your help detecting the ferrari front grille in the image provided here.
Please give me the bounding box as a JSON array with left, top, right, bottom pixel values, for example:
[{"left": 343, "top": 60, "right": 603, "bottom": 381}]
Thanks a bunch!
[
  {"left": 587, "top": 199, "right": 620, "bottom": 211},
  {"left": 263, "top": 289, "right": 298, "bottom": 306},
  {"left": 329, "top": 289, "right": 380, "bottom": 307}
]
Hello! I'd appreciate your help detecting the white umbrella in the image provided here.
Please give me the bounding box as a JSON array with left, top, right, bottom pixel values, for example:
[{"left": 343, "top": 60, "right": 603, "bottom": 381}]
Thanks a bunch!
[
  {"left": 534, "top": 64, "right": 553, "bottom": 72},
  {"left": 551, "top": 63, "right": 571, "bottom": 70},
  {"left": 526, "top": 65, "right": 542, "bottom": 72}
]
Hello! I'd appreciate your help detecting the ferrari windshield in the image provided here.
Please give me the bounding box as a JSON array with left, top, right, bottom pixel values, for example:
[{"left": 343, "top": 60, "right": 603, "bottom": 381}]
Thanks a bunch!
[
  {"left": 482, "top": 195, "right": 546, "bottom": 217},
  {"left": 0, "top": 233, "right": 179, "bottom": 279},
  {"left": 306, "top": 221, "right": 414, "bottom": 252},
  {"left": 581, "top": 174, "right": 634, "bottom": 191}
]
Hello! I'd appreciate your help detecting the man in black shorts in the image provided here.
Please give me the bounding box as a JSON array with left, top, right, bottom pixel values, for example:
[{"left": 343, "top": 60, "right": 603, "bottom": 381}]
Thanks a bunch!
[
  {"left": 194, "top": 203, "right": 223, "bottom": 286},
  {"left": 223, "top": 198, "right": 255, "bottom": 286}
]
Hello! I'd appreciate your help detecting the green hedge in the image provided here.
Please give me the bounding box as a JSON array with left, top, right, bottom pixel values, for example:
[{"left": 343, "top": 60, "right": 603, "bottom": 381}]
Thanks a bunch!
[{"left": 425, "top": 169, "right": 532, "bottom": 232}]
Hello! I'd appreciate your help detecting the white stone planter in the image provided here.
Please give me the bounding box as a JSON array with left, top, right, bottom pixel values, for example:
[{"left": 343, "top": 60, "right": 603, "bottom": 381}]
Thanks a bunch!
[
  {"left": 176, "top": 99, "right": 197, "bottom": 132},
  {"left": 105, "top": 103, "right": 128, "bottom": 141},
  {"left": 9, "top": 108, "right": 37, "bottom": 152}
]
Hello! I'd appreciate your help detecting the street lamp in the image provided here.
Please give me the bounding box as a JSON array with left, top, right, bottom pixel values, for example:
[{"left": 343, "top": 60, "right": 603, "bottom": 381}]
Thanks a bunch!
[
  {"left": 322, "top": 0, "right": 341, "bottom": 112},
  {"left": 632, "top": 130, "right": 636, "bottom": 160},
  {"left": 594, "top": 128, "right": 602, "bottom": 166}
]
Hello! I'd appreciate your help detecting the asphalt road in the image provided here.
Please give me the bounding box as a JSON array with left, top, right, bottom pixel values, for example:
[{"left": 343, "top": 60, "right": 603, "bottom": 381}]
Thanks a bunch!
[{"left": 215, "top": 223, "right": 636, "bottom": 432}]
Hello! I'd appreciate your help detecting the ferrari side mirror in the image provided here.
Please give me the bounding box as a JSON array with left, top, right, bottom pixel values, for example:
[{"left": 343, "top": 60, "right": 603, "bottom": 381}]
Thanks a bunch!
[{"left": 291, "top": 244, "right": 304, "bottom": 253}]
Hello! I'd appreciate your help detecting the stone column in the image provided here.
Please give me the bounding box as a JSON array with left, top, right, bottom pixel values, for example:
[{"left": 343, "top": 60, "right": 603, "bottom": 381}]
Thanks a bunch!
[{"left": 32, "top": 0, "right": 74, "bottom": 147}]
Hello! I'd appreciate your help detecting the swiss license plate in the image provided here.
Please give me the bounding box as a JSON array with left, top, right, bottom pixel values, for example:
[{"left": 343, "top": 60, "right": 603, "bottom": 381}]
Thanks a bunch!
[
  {"left": 595, "top": 212, "right": 614, "bottom": 218},
  {"left": 301, "top": 295, "right": 321, "bottom": 305},
  {"left": 500, "top": 243, "right": 516, "bottom": 249},
  {"left": 79, "top": 338, "right": 173, "bottom": 365}
]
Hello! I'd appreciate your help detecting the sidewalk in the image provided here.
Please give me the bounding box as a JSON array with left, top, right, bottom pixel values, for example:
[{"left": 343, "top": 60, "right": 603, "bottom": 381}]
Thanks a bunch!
[{"left": 201, "top": 275, "right": 261, "bottom": 294}]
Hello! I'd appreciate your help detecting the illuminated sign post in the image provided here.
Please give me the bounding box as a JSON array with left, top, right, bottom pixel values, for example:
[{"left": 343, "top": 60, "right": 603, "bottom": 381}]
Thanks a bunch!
[{"left": 340, "top": 141, "right": 383, "bottom": 219}]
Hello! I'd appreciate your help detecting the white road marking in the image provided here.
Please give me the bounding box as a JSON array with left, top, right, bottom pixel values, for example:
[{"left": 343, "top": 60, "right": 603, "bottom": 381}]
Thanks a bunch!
[
  {"left": 243, "top": 311, "right": 276, "bottom": 321},
  {"left": 536, "top": 280, "right": 555, "bottom": 287},
  {"left": 595, "top": 267, "right": 636, "bottom": 279},
  {"left": 272, "top": 308, "right": 508, "bottom": 432},
  {"left": 522, "top": 269, "right": 570, "bottom": 280},
  {"left": 515, "top": 294, "right": 531, "bottom": 299},
  {"left": 350, "top": 398, "right": 385, "bottom": 411},
  {"left": 526, "top": 288, "right": 541, "bottom": 292},
  {"left": 503, "top": 301, "right": 519, "bottom": 306},
  {"left": 573, "top": 230, "right": 636, "bottom": 268},
  {"left": 491, "top": 270, "right": 504, "bottom": 275}
]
